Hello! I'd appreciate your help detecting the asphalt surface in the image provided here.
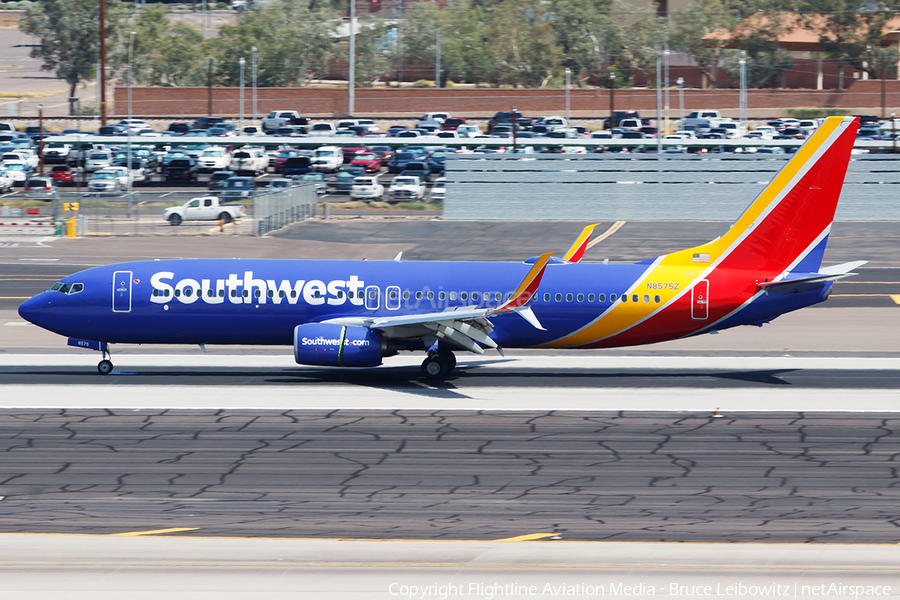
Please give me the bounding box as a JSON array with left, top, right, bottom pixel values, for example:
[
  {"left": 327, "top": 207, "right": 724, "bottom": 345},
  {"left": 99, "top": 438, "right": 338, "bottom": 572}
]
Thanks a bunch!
[{"left": 1, "top": 408, "right": 900, "bottom": 543}]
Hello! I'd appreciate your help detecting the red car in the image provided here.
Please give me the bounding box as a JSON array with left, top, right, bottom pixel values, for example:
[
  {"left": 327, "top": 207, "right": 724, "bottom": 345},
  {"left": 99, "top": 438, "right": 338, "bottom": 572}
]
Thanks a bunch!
[
  {"left": 442, "top": 117, "right": 467, "bottom": 131},
  {"left": 49, "top": 165, "right": 74, "bottom": 187},
  {"left": 271, "top": 150, "right": 300, "bottom": 173},
  {"left": 350, "top": 152, "right": 382, "bottom": 173}
]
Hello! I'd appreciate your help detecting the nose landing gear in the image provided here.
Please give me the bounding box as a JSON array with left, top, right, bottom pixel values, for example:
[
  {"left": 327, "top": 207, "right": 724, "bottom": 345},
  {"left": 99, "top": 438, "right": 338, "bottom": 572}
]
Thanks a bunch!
[
  {"left": 421, "top": 349, "right": 456, "bottom": 381},
  {"left": 97, "top": 349, "right": 113, "bottom": 375}
]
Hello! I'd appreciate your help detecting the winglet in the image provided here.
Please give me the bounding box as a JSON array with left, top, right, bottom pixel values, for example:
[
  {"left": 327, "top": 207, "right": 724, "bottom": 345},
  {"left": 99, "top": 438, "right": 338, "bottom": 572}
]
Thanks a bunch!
[
  {"left": 495, "top": 251, "right": 554, "bottom": 312},
  {"left": 563, "top": 224, "right": 600, "bottom": 263}
]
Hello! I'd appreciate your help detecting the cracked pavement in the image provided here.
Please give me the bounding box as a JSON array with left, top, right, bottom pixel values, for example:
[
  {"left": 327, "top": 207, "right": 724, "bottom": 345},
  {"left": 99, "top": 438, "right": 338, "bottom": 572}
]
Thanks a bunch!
[{"left": 0, "top": 409, "right": 899, "bottom": 542}]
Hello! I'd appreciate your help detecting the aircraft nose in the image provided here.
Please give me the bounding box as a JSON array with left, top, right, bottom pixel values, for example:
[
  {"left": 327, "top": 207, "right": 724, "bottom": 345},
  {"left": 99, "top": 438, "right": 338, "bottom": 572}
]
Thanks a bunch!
[{"left": 18, "top": 294, "right": 47, "bottom": 326}]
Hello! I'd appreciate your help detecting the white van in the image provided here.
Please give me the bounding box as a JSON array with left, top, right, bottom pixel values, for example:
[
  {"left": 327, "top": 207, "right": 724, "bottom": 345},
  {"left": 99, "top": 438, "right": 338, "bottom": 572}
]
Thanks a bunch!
[
  {"left": 0, "top": 122, "right": 16, "bottom": 133},
  {"left": 311, "top": 146, "right": 342, "bottom": 173}
]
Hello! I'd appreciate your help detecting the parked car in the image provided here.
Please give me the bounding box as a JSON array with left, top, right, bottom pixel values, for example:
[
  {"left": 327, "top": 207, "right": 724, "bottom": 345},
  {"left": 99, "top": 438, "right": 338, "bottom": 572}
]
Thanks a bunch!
[
  {"left": 87, "top": 169, "right": 123, "bottom": 193},
  {"left": 49, "top": 165, "right": 74, "bottom": 187},
  {"left": 262, "top": 111, "right": 308, "bottom": 133},
  {"left": 603, "top": 110, "right": 642, "bottom": 129},
  {"left": 167, "top": 122, "right": 190, "bottom": 135},
  {"left": 2, "top": 161, "right": 30, "bottom": 185},
  {"left": 296, "top": 172, "right": 327, "bottom": 194},
  {"left": 309, "top": 122, "right": 337, "bottom": 137},
  {"left": 350, "top": 152, "right": 382, "bottom": 173},
  {"left": 198, "top": 147, "right": 231, "bottom": 172},
  {"left": 42, "top": 142, "right": 71, "bottom": 164},
  {"left": 164, "top": 158, "right": 199, "bottom": 182},
  {"left": 456, "top": 124, "right": 483, "bottom": 138},
  {"left": 229, "top": 148, "right": 268, "bottom": 176},
  {"left": 310, "top": 146, "right": 343, "bottom": 173},
  {"left": 242, "top": 125, "right": 264, "bottom": 136},
  {"left": 387, "top": 176, "right": 426, "bottom": 201},
  {"left": 192, "top": 116, "right": 225, "bottom": 130},
  {"left": 388, "top": 151, "right": 417, "bottom": 173},
  {"left": 350, "top": 176, "right": 385, "bottom": 201},
  {"left": 165, "top": 196, "right": 246, "bottom": 226},
  {"left": 399, "top": 160, "right": 430, "bottom": 180},
  {"left": 282, "top": 156, "right": 312, "bottom": 177},
  {"left": 331, "top": 167, "right": 365, "bottom": 193},
  {"left": 369, "top": 146, "right": 393, "bottom": 165},
  {"left": 220, "top": 176, "right": 255, "bottom": 201},
  {"left": 84, "top": 150, "right": 113, "bottom": 172},
  {"left": 0, "top": 166, "right": 13, "bottom": 192},
  {"left": 268, "top": 178, "right": 295, "bottom": 190},
  {"left": 488, "top": 111, "right": 532, "bottom": 132},
  {"left": 430, "top": 177, "right": 446, "bottom": 201},
  {"left": 426, "top": 150, "right": 448, "bottom": 174},
  {"left": 207, "top": 170, "right": 233, "bottom": 191},
  {"left": 23, "top": 176, "right": 56, "bottom": 198},
  {"left": 441, "top": 117, "right": 467, "bottom": 131}
]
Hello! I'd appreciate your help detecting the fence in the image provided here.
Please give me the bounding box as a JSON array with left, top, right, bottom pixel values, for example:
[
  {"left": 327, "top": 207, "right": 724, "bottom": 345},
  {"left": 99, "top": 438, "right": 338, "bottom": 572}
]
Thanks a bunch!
[
  {"left": 443, "top": 154, "right": 900, "bottom": 221},
  {"left": 1, "top": 186, "right": 317, "bottom": 236},
  {"left": 253, "top": 183, "right": 317, "bottom": 236}
]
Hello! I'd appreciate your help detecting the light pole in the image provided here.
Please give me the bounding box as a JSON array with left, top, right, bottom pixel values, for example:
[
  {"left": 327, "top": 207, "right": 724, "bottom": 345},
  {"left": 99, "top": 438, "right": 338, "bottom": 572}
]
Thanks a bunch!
[
  {"left": 608, "top": 71, "right": 615, "bottom": 129},
  {"left": 656, "top": 51, "right": 662, "bottom": 154},
  {"left": 37, "top": 104, "right": 43, "bottom": 176},
  {"left": 739, "top": 52, "right": 747, "bottom": 134},
  {"left": 127, "top": 31, "right": 135, "bottom": 214},
  {"left": 892, "top": 110, "right": 896, "bottom": 154},
  {"left": 565, "top": 67, "right": 571, "bottom": 122},
  {"left": 239, "top": 57, "right": 245, "bottom": 131},
  {"left": 676, "top": 76, "right": 684, "bottom": 126},
  {"left": 396, "top": 0, "right": 403, "bottom": 88},
  {"left": 251, "top": 46, "right": 257, "bottom": 125},
  {"left": 348, "top": 0, "right": 355, "bottom": 116},
  {"left": 664, "top": 46, "right": 670, "bottom": 135},
  {"left": 435, "top": 26, "right": 441, "bottom": 88}
]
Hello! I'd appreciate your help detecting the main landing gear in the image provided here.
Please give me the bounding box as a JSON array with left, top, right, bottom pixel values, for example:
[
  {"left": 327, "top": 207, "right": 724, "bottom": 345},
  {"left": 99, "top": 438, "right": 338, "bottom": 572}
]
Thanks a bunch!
[
  {"left": 421, "top": 349, "right": 456, "bottom": 381},
  {"left": 97, "top": 349, "right": 113, "bottom": 375}
]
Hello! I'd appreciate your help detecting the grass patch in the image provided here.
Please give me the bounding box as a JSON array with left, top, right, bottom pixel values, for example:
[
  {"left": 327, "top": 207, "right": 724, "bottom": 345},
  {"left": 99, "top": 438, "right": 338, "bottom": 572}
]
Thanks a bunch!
[
  {"left": 785, "top": 108, "right": 849, "bottom": 119},
  {"left": 392, "top": 200, "right": 440, "bottom": 210}
]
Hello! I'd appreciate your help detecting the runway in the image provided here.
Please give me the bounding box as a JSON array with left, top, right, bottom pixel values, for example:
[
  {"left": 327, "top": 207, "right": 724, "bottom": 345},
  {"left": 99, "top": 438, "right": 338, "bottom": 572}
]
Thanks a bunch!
[{"left": 1, "top": 535, "right": 898, "bottom": 599}]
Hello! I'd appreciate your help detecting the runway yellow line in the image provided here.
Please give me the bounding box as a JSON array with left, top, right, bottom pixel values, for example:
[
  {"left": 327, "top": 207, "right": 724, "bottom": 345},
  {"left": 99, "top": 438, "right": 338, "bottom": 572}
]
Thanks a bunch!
[
  {"left": 586, "top": 220, "right": 626, "bottom": 249},
  {"left": 110, "top": 528, "right": 199, "bottom": 537},
  {"left": 0, "top": 297, "right": 29, "bottom": 300},
  {"left": 3, "top": 531, "right": 899, "bottom": 547},
  {"left": 892, "top": 295, "right": 900, "bottom": 305},
  {"left": 495, "top": 533, "right": 557, "bottom": 542}
]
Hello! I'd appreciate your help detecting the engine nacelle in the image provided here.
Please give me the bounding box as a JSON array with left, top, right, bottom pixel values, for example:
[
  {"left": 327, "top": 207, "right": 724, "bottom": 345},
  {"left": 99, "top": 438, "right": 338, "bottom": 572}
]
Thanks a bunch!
[{"left": 293, "top": 323, "right": 384, "bottom": 367}]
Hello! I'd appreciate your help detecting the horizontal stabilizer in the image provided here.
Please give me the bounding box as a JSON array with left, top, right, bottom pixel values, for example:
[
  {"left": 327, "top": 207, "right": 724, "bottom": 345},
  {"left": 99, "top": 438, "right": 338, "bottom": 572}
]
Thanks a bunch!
[{"left": 758, "top": 261, "right": 866, "bottom": 293}]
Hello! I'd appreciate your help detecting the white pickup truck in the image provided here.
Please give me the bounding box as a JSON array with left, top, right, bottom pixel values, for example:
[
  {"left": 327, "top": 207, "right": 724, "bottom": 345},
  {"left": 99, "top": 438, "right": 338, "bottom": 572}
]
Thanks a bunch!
[
  {"left": 387, "top": 176, "right": 426, "bottom": 201},
  {"left": 262, "top": 111, "right": 308, "bottom": 134},
  {"left": 164, "top": 196, "right": 247, "bottom": 226}
]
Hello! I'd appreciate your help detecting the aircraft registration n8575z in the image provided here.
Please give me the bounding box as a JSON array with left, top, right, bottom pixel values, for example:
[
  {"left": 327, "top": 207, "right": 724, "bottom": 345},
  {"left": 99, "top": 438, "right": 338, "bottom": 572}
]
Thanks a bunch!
[{"left": 19, "top": 116, "right": 866, "bottom": 379}]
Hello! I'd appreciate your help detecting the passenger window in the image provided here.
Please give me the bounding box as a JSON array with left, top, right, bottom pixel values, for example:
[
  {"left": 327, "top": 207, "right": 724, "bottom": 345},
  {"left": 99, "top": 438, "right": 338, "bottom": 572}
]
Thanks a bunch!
[
  {"left": 643, "top": 295, "right": 650, "bottom": 303},
  {"left": 231, "top": 290, "right": 237, "bottom": 297},
  {"left": 204, "top": 199, "right": 212, "bottom": 207},
  {"left": 438, "top": 291, "right": 446, "bottom": 301},
  {"left": 495, "top": 292, "right": 501, "bottom": 302},
  {"left": 165, "top": 289, "right": 170, "bottom": 297},
  {"left": 555, "top": 293, "right": 562, "bottom": 302},
  {"left": 632, "top": 294, "right": 638, "bottom": 303},
  {"left": 185, "top": 288, "right": 192, "bottom": 297},
  {"left": 427, "top": 291, "right": 434, "bottom": 300},
  {"left": 279, "top": 290, "right": 285, "bottom": 298},
  {"left": 220, "top": 289, "right": 226, "bottom": 297},
  {"left": 588, "top": 294, "right": 595, "bottom": 302},
  {"left": 188, "top": 200, "right": 199, "bottom": 208},
  {"left": 389, "top": 291, "right": 397, "bottom": 300},
  {"left": 654, "top": 295, "right": 661, "bottom": 303},
  {"left": 415, "top": 291, "right": 422, "bottom": 300},
  {"left": 507, "top": 292, "right": 513, "bottom": 300},
  {"left": 472, "top": 292, "right": 479, "bottom": 301},
  {"left": 450, "top": 291, "right": 457, "bottom": 301},
  {"left": 566, "top": 293, "right": 573, "bottom": 302},
  {"left": 313, "top": 290, "right": 321, "bottom": 298},
  {"left": 174, "top": 289, "right": 181, "bottom": 297},
  {"left": 461, "top": 292, "right": 468, "bottom": 301},
  {"left": 369, "top": 290, "right": 376, "bottom": 299},
  {"left": 543, "top": 293, "right": 550, "bottom": 302},
  {"left": 291, "top": 291, "right": 297, "bottom": 298},
  {"left": 153, "top": 289, "right": 159, "bottom": 297},
  {"left": 242, "top": 290, "right": 249, "bottom": 298},
  {"left": 620, "top": 294, "right": 626, "bottom": 303},
  {"left": 599, "top": 293, "right": 606, "bottom": 302},
  {"left": 577, "top": 293, "right": 584, "bottom": 302}
]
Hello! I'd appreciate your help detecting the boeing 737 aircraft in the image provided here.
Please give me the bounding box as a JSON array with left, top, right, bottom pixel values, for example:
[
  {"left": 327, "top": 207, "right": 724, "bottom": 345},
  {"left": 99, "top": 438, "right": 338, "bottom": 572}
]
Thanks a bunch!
[{"left": 18, "top": 116, "right": 865, "bottom": 379}]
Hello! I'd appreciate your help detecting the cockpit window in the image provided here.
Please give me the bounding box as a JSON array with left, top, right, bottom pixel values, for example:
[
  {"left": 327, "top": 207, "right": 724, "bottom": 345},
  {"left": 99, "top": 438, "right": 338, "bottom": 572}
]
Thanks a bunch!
[{"left": 51, "top": 282, "right": 83, "bottom": 294}]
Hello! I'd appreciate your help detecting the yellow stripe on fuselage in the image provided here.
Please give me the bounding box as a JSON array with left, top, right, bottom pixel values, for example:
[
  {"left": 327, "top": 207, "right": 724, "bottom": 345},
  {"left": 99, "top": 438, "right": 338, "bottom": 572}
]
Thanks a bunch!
[{"left": 543, "top": 118, "right": 844, "bottom": 348}]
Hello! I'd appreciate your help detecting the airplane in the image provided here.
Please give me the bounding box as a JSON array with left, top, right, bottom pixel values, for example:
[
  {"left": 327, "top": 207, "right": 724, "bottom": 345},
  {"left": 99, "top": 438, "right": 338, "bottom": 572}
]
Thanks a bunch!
[{"left": 18, "top": 116, "right": 865, "bottom": 380}]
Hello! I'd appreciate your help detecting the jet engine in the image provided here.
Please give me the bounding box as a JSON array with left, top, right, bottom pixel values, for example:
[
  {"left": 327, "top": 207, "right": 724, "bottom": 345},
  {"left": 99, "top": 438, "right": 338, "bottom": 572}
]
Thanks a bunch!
[{"left": 293, "top": 323, "right": 384, "bottom": 367}]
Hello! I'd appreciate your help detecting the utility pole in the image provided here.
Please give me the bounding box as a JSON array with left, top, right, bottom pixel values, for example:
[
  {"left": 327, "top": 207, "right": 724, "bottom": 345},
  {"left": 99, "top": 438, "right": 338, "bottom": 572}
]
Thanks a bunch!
[
  {"left": 435, "top": 26, "right": 441, "bottom": 88},
  {"left": 739, "top": 51, "right": 747, "bottom": 132},
  {"left": 512, "top": 105, "right": 518, "bottom": 153},
  {"left": 663, "top": 46, "right": 670, "bottom": 135},
  {"left": 396, "top": 0, "right": 403, "bottom": 88},
  {"left": 677, "top": 77, "right": 684, "bottom": 124},
  {"left": 207, "top": 58, "right": 214, "bottom": 116},
  {"left": 656, "top": 51, "right": 662, "bottom": 154},
  {"left": 99, "top": 0, "right": 107, "bottom": 126},
  {"left": 251, "top": 46, "right": 257, "bottom": 124},
  {"left": 127, "top": 31, "right": 135, "bottom": 216},
  {"left": 348, "top": 0, "right": 355, "bottom": 116},
  {"left": 565, "top": 67, "right": 570, "bottom": 122}
]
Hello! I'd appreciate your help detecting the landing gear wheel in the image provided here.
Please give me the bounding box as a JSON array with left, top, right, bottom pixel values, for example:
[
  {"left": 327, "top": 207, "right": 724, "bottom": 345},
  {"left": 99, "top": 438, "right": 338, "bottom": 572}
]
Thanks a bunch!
[
  {"left": 421, "top": 354, "right": 450, "bottom": 380},
  {"left": 437, "top": 349, "right": 457, "bottom": 372},
  {"left": 97, "top": 359, "right": 113, "bottom": 375}
]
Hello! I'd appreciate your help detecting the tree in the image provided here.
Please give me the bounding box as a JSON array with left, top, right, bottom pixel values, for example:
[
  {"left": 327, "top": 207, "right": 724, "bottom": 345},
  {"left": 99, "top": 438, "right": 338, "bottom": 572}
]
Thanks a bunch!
[
  {"left": 115, "top": 5, "right": 207, "bottom": 87},
  {"left": 349, "top": 18, "right": 394, "bottom": 87},
  {"left": 486, "top": 0, "right": 563, "bottom": 87},
  {"left": 212, "top": 0, "right": 338, "bottom": 87},
  {"left": 20, "top": 0, "right": 128, "bottom": 112},
  {"left": 549, "top": 0, "right": 617, "bottom": 83},
  {"left": 671, "top": 0, "right": 737, "bottom": 88}
]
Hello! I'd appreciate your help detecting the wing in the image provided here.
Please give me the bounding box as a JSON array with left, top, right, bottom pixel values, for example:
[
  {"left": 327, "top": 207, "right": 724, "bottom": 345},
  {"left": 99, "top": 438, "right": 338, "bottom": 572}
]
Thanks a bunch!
[{"left": 321, "top": 252, "right": 555, "bottom": 355}]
